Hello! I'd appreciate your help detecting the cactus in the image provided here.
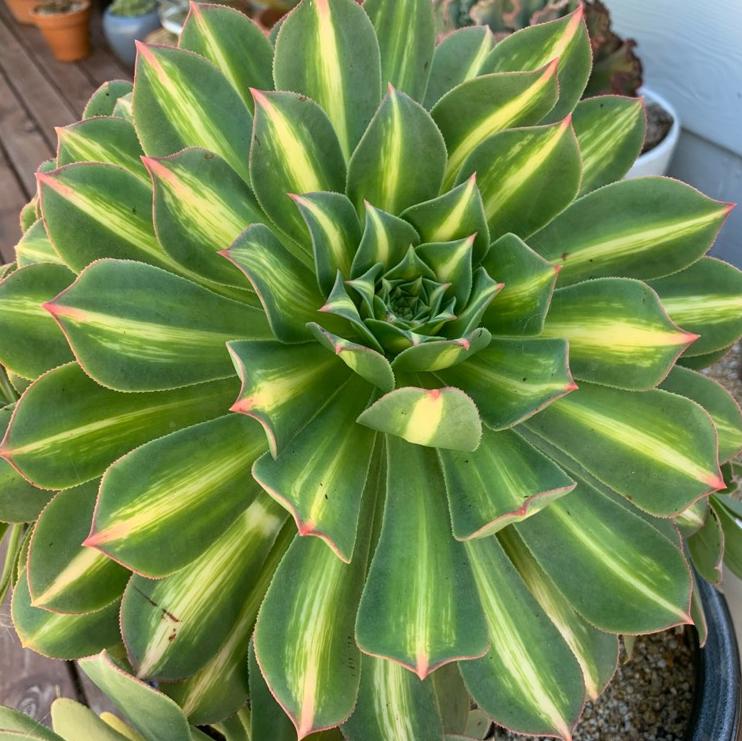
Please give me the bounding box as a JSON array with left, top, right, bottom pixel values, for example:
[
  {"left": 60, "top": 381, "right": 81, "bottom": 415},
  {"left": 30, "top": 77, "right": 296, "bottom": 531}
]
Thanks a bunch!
[
  {"left": 108, "top": 0, "right": 156, "bottom": 16},
  {"left": 434, "top": 0, "right": 643, "bottom": 96}
]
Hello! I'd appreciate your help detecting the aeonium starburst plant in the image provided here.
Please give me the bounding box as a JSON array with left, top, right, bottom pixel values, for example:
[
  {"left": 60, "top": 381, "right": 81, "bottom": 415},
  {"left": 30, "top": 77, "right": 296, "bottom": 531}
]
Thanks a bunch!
[{"left": 1, "top": 0, "right": 742, "bottom": 739}]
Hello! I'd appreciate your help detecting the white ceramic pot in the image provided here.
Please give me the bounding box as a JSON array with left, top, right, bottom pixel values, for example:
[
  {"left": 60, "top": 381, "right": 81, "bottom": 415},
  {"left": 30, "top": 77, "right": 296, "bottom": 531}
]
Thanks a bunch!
[{"left": 626, "top": 86, "right": 681, "bottom": 179}]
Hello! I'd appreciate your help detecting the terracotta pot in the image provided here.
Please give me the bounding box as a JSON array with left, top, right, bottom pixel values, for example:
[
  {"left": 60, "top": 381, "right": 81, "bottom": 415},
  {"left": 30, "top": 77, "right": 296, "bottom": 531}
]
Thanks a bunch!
[
  {"left": 5, "top": 0, "right": 37, "bottom": 25},
  {"left": 31, "top": 0, "right": 90, "bottom": 62}
]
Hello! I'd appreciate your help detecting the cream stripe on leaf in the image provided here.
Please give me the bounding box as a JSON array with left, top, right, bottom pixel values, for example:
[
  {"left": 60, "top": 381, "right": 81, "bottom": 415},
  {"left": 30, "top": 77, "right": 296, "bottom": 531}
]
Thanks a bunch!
[
  {"left": 224, "top": 224, "right": 326, "bottom": 343},
  {"left": 145, "top": 148, "right": 266, "bottom": 290},
  {"left": 254, "top": 452, "right": 381, "bottom": 740},
  {"left": 674, "top": 498, "right": 708, "bottom": 538},
  {"left": 112, "top": 91, "right": 133, "bottom": 121},
  {"left": 38, "top": 163, "right": 179, "bottom": 274},
  {"left": 483, "top": 7, "right": 591, "bottom": 122},
  {"left": 523, "top": 381, "right": 724, "bottom": 515},
  {"left": 308, "top": 323, "right": 394, "bottom": 392},
  {"left": 356, "top": 437, "right": 489, "bottom": 679},
  {"left": 0, "top": 408, "right": 53, "bottom": 524},
  {"left": 28, "top": 482, "right": 128, "bottom": 614},
  {"left": 688, "top": 505, "right": 724, "bottom": 587},
  {"left": 350, "top": 202, "right": 420, "bottom": 278},
  {"left": 15, "top": 219, "right": 64, "bottom": 269},
  {"left": 248, "top": 639, "right": 296, "bottom": 739},
  {"left": 347, "top": 87, "right": 447, "bottom": 216},
  {"left": 179, "top": 2, "right": 273, "bottom": 112},
  {"left": 56, "top": 116, "right": 147, "bottom": 183},
  {"left": 89, "top": 414, "right": 267, "bottom": 577},
  {"left": 661, "top": 366, "right": 742, "bottom": 463},
  {"left": 83, "top": 79, "right": 132, "bottom": 118},
  {"left": 274, "top": 0, "right": 381, "bottom": 160},
  {"left": 228, "top": 339, "right": 351, "bottom": 458},
  {"left": 342, "top": 654, "right": 445, "bottom": 741},
  {"left": 649, "top": 257, "right": 742, "bottom": 357},
  {"left": 0, "top": 263, "right": 74, "bottom": 379},
  {"left": 432, "top": 65, "right": 559, "bottom": 185},
  {"left": 516, "top": 478, "right": 693, "bottom": 632},
  {"left": 12, "top": 573, "right": 119, "bottom": 660},
  {"left": 0, "top": 363, "right": 238, "bottom": 490},
  {"left": 46, "top": 259, "right": 271, "bottom": 392},
  {"left": 572, "top": 96, "right": 645, "bottom": 194},
  {"left": 529, "top": 178, "right": 731, "bottom": 285},
  {"left": 121, "top": 495, "right": 286, "bottom": 680},
  {"left": 292, "top": 192, "right": 362, "bottom": 294},
  {"left": 542, "top": 278, "right": 698, "bottom": 390},
  {"left": 457, "top": 119, "right": 582, "bottom": 240},
  {"left": 500, "top": 527, "right": 619, "bottom": 701},
  {"left": 423, "top": 26, "right": 495, "bottom": 109},
  {"left": 250, "top": 90, "right": 346, "bottom": 245},
  {"left": 365, "top": 0, "right": 435, "bottom": 103},
  {"left": 480, "top": 233, "right": 559, "bottom": 336},
  {"left": 165, "top": 527, "right": 292, "bottom": 725},
  {"left": 439, "top": 427, "right": 575, "bottom": 540},
  {"left": 401, "top": 176, "right": 490, "bottom": 265},
  {"left": 356, "top": 386, "right": 482, "bottom": 452},
  {"left": 438, "top": 337, "right": 574, "bottom": 430},
  {"left": 133, "top": 43, "right": 253, "bottom": 184},
  {"left": 391, "top": 328, "right": 491, "bottom": 374},
  {"left": 460, "top": 536, "right": 584, "bottom": 740},
  {"left": 254, "top": 376, "right": 376, "bottom": 563},
  {"left": 79, "top": 650, "right": 195, "bottom": 741}
]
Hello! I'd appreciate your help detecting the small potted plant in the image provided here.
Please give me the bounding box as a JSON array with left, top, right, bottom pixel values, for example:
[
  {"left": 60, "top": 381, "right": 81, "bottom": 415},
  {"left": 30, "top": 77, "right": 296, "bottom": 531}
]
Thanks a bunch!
[
  {"left": 30, "top": 0, "right": 90, "bottom": 62},
  {"left": 435, "top": 0, "right": 680, "bottom": 178},
  {"left": 103, "top": 0, "right": 161, "bottom": 67}
]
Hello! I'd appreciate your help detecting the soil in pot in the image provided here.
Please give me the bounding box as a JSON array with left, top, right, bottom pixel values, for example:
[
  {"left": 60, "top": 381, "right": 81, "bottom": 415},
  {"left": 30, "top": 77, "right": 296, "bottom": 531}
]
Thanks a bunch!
[
  {"left": 644, "top": 101, "right": 674, "bottom": 155},
  {"left": 31, "top": 0, "right": 90, "bottom": 62},
  {"left": 5, "top": 0, "right": 37, "bottom": 25},
  {"left": 495, "top": 630, "right": 695, "bottom": 740}
]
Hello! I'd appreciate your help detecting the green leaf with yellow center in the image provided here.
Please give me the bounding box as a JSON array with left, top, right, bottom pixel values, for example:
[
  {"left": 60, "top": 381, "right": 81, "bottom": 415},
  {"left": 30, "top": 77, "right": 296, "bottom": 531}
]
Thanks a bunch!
[
  {"left": 133, "top": 43, "right": 253, "bottom": 183},
  {"left": 460, "top": 535, "right": 584, "bottom": 740},
  {"left": 121, "top": 495, "right": 286, "bottom": 680},
  {"left": 253, "top": 376, "right": 377, "bottom": 562},
  {"left": 45, "top": 259, "right": 271, "bottom": 392},
  {"left": 572, "top": 96, "right": 645, "bottom": 194},
  {"left": 347, "top": 87, "right": 447, "bottom": 215},
  {"left": 82, "top": 79, "right": 132, "bottom": 118},
  {"left": 228, "top": 340, "right": 350, "bottom": 457},
  {"left": 391, "top": 328, "right": 491, "bottom": 374},
  {"left": 660, "top": 366, "right": 742, "bottom": 462},
  {"left": 273, "top": 0, "right": 381, "bottom": 160},
  {"left": 541, "top": 278, "right": 698, "bottom": 390},
  {"left": 483, "top": 7, "right": 591, "bottom": 121},
  {"left": 457, "top": 118, "right": 582, "bottom": 240},
  {"left": 28, "top": 482, "right": 128, "bottom": 613},
  {"left": 364, "top": 0, "right": 435, "bottom": 103},
  {"left": 15, "top": 219, "right": 64, "bottom": 269},
  {"left": 438, "top": 337, "right": 574, "bottom": 429},
  {"left": 1, "top": 363, "right": 238, "bottom": 489},
  {"left": 439, "top": 428, "right": 575, "bottom": 540},
  {"left": 523, "top": 382, "right": 724, "bottom": 515},
  {"left": 250, "top": 90, "right": 346, "bottom": 244},
  {"left": 179, "top": 2, "right": 273, "bottom": 111},
  {"left": 530, "top": 178, "right": 731, "bottom": 285},
  {"left": 88, "top": 414, "right": 267, "bottom": 577},
  {"left": 432, "top": 64, "right": 559, "bottom": 185},
  {"left": 515, "top": 478, "right": 693, "bottom": 632},
  {"left": 480, "top": 233, "right": 558, "bottom": 336},
  {"left": 356, "top": 437, "right": 489, "bottom": 678},
  {"left": 0, "top": 263, "right": 74, "bottom": 379},
  {"left": 357, "top": 386, "right": 482, "bottom": 452},
  {"left": 649, "top": 257, "right": 742, "bottom": 357}
]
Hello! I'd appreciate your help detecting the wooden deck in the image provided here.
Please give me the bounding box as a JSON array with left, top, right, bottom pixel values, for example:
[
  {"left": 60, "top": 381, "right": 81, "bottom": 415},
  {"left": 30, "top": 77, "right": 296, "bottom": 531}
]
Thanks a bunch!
[{"left": 0, "top": 0, "right": 130, "bottom": 263}]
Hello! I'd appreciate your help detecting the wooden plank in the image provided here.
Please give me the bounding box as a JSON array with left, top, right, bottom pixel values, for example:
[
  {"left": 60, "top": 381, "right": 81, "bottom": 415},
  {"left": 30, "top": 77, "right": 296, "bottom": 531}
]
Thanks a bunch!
[
  {"left": 0, "top": 68, "right": 52, "bottom": 195},
  {"left": 0, "top": 12, "right": 78, "bottom": 145},
  {"left": 0, "top": 144, "right": 27, "bottom": 263},
  {"left": 0, "top": 0, "right": 96, "bottom": 116}
]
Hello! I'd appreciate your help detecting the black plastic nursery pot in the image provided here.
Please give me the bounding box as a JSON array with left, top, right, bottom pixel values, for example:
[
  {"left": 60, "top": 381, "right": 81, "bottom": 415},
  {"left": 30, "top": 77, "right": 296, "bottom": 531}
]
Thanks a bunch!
[{"left": 689, "top": 577, "right": 741, "bottom": 740}]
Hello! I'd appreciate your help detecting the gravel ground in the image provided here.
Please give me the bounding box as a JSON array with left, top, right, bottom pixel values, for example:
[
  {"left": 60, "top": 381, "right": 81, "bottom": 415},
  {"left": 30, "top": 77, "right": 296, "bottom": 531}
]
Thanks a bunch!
[{"left": 492, "top": 344, "right": 742, "bottom": 741}]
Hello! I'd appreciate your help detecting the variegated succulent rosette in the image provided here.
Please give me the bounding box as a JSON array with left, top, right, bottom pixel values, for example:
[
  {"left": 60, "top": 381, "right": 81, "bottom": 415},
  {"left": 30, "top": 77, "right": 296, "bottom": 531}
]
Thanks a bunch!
[{"left": 1, "top": 1, "right": 741, "bottom": 739}]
